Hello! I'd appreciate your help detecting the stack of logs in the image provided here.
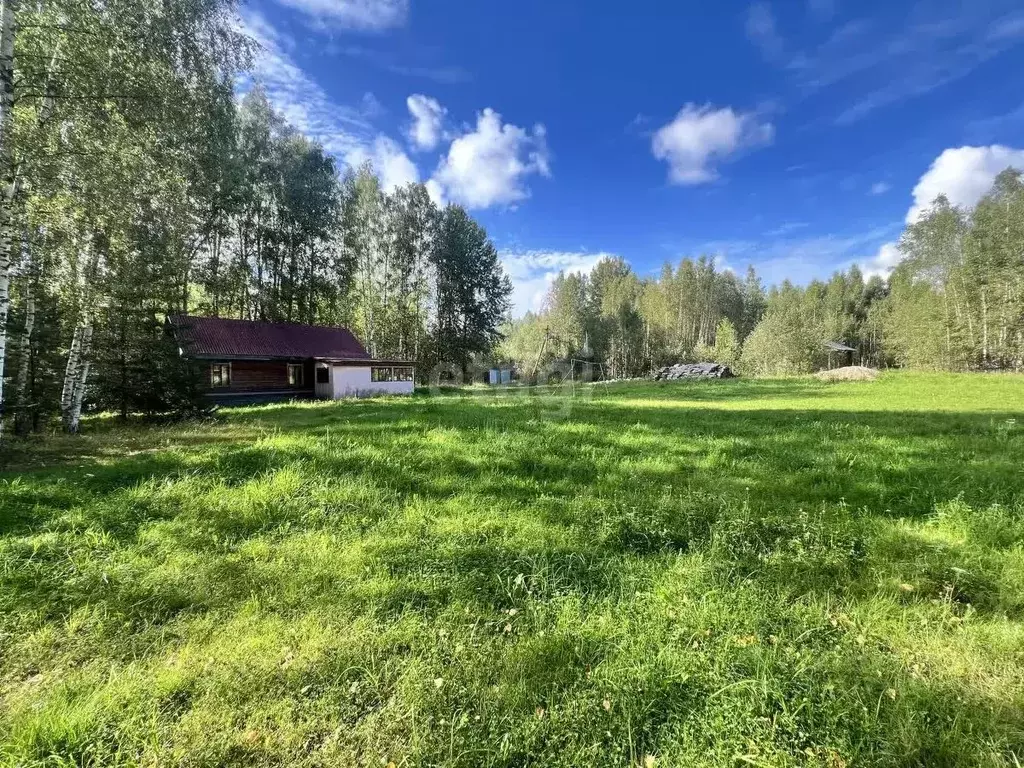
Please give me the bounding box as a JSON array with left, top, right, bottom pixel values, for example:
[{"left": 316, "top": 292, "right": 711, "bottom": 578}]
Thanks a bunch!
[{"left": 654, "top": 362, "right": 735, "bottom": 380}]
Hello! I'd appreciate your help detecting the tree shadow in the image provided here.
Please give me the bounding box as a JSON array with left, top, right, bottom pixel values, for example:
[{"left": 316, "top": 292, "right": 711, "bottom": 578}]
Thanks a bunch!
[{"left": 4, "top": 385, "right": 1024, "bottom": 765}]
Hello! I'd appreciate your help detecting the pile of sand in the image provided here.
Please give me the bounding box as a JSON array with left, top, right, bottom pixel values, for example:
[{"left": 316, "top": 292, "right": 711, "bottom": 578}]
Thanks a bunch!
[{"left": 814, "top": 366, "right": 880, "bottom": 382}]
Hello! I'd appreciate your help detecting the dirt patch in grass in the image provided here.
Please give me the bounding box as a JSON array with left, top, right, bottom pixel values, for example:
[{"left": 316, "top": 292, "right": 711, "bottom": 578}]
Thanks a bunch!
[{"left": 814, "top": 365, "right": 880, "bottom": 382}]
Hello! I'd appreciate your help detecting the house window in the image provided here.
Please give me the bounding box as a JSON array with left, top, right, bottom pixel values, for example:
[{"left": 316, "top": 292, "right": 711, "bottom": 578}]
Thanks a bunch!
[
  {"left": 315, "top": 367, "right": 330, "bottom": 384},
  {"left": 288, "top": 364, "right": 304, "bottom": 386},
  {"left": 395, "top": 367, "right": 414, "bottom": 382},
  {"left": 371, "top": 367, "right": 395, "bottom": 382},
  {"left": 210, "top": 363, "right": 231, "bottom": 387}
]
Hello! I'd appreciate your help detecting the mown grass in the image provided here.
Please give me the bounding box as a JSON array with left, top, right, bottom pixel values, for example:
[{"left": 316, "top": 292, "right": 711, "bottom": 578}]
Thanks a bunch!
[{"left": 2, "top": 372, "right": 1024, "bottom": 767}]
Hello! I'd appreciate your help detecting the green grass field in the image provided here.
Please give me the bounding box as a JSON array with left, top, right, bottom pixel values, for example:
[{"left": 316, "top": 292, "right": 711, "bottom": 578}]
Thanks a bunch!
[{"left": 3, "top": 373, "right": 1024, "bottom": 767}]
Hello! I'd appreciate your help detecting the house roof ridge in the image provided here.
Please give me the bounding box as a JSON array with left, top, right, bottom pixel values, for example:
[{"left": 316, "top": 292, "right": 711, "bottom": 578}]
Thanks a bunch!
[{"left": 169, "top": 314, "right": 372, "bottom": 361}]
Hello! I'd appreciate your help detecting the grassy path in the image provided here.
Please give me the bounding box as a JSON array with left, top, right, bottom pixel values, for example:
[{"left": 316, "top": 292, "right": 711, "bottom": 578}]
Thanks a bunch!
[{"left": 2, "top": 373, "right": 1024, "bottom": 766}]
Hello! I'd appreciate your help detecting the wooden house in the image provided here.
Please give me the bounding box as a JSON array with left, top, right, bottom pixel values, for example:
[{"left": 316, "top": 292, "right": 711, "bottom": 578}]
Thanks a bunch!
[{"left": 168, "top": 315, "right": 415, "bottom": 405}]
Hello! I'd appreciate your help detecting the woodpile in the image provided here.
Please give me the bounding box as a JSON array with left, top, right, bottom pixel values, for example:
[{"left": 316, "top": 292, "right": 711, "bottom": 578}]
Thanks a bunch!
[{"left": 654, "top": 362, "right": 735, "bottom": 380}]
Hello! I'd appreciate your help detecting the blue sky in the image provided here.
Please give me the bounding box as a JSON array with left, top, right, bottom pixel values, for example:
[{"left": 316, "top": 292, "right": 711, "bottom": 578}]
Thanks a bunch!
[{"left": 240, "top": 0, "right": 1024, "bottom": 315}]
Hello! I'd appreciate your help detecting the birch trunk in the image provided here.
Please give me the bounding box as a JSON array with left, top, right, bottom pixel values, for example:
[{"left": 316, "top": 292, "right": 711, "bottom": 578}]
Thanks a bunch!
[
  {"left": 62, "top": 314, "right": 95, "bottom": 433},
  {"left": 13, "top": 278, "right": 33, "bottom": 394},
  {"left": 13, "top": 230, "right": 33, "bottom": 434},
  {"left": 66, "top": 324, "right": 93, "bottom": 433},
  {"left": 0, "top": 223, "right": 9, "bottom": 437},
  {"left": 942, "top": 291, "right": 951, "bottom": 361},
  {"left": 60, "top": 325, "right": 83, "bottom": 418},
  {"left": 0, "top": 0, "right": 17, "bottom": 439},
  {"left": 1, "top": 24, "right": 59, "bottom": 438},
  {"left": 61, "top": 238, "right": 100, "bottom": 433},
  {"left": 981, "top": 287, "right": 989, "bottom": 363},
  {"left": 305, "top": 242, "right": 315, "bottom": 324}
]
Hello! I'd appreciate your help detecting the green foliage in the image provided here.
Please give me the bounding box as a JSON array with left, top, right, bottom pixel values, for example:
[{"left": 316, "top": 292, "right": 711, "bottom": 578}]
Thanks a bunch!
[
  {"left": 740, "top": 306, "right": 821, "bottom": 376},
  {"left": 501, "top": 255, "right": 754, "bottom": 378},
  {"left": 503, "top": 165, "right": 1024, "bottom": 381},
  {"left": 3, "top": 373, "right": 1024, "bottom": 765},
  {"left": 877, "top": 171, "right": 1024, "bottom": 371},
  {"left": 711, "top": 318, "right": 740, "bottom": 367},
  {"left": 544, "top": 271, "right": 589, "bottom": 357},
  {"left": 1, "top": 18, "right": 511, "bottom": 430},
  {"left": 495, "top": 312, "right": 547, "bottom": 369},
  {"left": 739, "top": 270, "right": 892, "bottom": 375},
  {"left": 691, "top": 340, "right": 715, "bottom": 362},
  {"left": 431, "top": 205, "right": 512, "bottom": 371},
  {"left": 740, "top": 265, "right": 767, "bottom": 338}
]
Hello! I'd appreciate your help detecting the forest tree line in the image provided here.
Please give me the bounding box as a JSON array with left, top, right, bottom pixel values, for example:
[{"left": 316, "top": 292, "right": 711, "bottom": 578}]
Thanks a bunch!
[
  {"left": 1, "top": 2, "right": 1023, "bottom": 440},
  {"left": 0, "top": 0, "right": 510, "bottom": 438},
  {"left": 499, "top": 169, "right": 1024, "bottom": 380}
]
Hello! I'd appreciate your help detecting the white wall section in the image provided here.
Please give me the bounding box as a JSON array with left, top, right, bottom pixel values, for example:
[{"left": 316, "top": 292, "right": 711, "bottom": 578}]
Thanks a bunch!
[{"left": 325, "top": 365, "right": 415, "bottom": 398}]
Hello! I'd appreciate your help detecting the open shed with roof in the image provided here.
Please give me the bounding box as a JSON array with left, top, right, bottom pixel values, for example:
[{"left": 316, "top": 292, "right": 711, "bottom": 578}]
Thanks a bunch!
[{"left": 824, "top": 340, "right": 857, "bottom": 369}]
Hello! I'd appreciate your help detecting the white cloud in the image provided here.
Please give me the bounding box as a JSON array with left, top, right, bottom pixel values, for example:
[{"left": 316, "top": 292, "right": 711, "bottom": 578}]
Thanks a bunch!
[
  {"left": 906, "top": 145, "right": 1024, "bottom": 223},
  {"left": 239, "top": 9, "right": 374, "bottom": 157},
  {"left": 500, "top": 250, "right": 610, "bottom": 316},
  {"left": 651, "top": 104, "right": 774, "bottom": 185},
  {"left": 424, "top": 178, "right": 445, "bottom": 207},
  {"left": 862, "top": 242, "right": 902, "bottom": 279},
  {"left": 689, "top": 143, "right": 1024, "bottom": 284},
  {"left": 857, "top": 144, "right": 1024, "bottom": 278},
  {"left": 406, "top": 94, "right": 446, "bottom": 151},
  {"left": 807, "top": 0, "right": 836, "bottom": 21},
  {"left": 335, "top": 45, "right": 472, "bottom": 84},
  {"left": 692, "top": 224, "right": 898, "bottom": 286},
  {"left": 240, "top": 10, "right": 421, "bottom": 190},
  {"left": 430, "top": 109, "right": 551, "bottom": 209},
  {"left": 764, "top": 221, "right": 809, "bottom": 237},
  {"left": 870, "top": 181, "right": 890, "bottom": 195},
  {"left": 745, "top": 3, "right": 784, "bottom": 61},
  {"left": 346, "top": 136, "right": 419, "bottom": 192},
  {"left": 271, "top": 0, "right": 408, "bottom": 30},
  {"left": 786, "top": 6, "right": 1024, "bottom": 124}
]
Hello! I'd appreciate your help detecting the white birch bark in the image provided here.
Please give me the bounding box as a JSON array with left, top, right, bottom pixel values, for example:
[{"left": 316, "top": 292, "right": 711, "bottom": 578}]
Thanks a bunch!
[
  {"left": 1, "top": 22, "right": 59, "bottom": 437},
  {"left": 61, "top": 238, "right": 100, "bottom": 432},
  {"left": 60, "top": 324, "right": 83, "bottom": 419},
  {"left": 12, "top": 275, "right": 32, "bottom": 416},
  {"left": 981, "top": 287, "right": 989, "bottom": 363},
  {"left": 0, "top": 233, "right": 8, "bottom": 437},
  {"left": 0, "top": 0, "right": 18, "bottom": 439},
  {"left": 12, "top": 229, "right": 32, "bottom": 431},
  {"left": 66, "top": 324, "right": 93, "bottom": 433}
]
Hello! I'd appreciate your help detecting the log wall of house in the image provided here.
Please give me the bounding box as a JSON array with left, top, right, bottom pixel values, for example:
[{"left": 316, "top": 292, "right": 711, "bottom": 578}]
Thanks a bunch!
[{"left": 205, "top": 359, "right": 315, "bottom": 394}]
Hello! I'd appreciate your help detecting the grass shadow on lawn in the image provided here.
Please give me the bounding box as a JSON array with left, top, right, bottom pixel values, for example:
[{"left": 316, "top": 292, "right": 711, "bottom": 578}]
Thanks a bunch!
[
  {"left": 3, "top": 376, "right": 1024, "bottom": 766},
  {"left": 4, "top": 397, "right": 1023, "bottom": 614}
]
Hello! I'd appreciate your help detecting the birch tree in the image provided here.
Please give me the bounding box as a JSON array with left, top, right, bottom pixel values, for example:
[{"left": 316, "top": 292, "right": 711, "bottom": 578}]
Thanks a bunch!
[
  {"left": 11, "top": 227, "right": 34, "bottom": 433},
  {"left": 0, "top": 0, "right": 17, "bottom": 437}
]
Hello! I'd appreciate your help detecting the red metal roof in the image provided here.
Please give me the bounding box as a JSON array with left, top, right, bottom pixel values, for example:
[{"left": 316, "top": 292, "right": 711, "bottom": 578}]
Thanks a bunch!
[{"left": 168, "top": 315, "right": 371, "bottom": 360}]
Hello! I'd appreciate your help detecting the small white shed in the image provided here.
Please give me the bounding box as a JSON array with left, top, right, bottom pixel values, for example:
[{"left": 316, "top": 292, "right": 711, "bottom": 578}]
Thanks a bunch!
[{"left": 314, "top": 359, "right": 415, "bottom": 399}]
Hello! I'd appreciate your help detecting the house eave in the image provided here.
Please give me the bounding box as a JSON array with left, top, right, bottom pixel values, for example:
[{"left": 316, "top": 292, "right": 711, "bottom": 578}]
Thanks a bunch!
[
  {"left": 315, "top": 357, "right": 416, "bottom": 366},
  {"left": 190, "top": 353, "right": 331, "bottom": 361}
]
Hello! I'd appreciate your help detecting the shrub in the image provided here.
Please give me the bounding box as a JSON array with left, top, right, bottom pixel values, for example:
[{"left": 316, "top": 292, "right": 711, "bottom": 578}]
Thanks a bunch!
[
  {"left": 712, "top": 318, "right": 741, "bottom": 368},
  {"left": 740, "top": 313, "right": 823, "bottom": 376}
]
